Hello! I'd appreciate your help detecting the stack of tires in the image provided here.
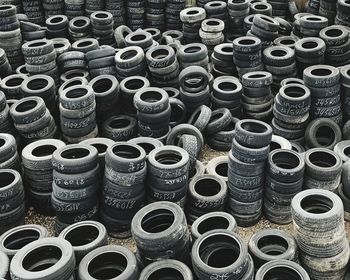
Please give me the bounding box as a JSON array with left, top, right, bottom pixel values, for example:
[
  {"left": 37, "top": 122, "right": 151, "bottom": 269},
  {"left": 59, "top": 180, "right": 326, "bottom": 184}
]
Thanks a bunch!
[
  {"left": 165, "top": 0, "right": 185, "bottom": 30},
  {"left": 101, "top": 142, "right": 146, "bottom": 238},
  {"left": 126, "top": 0, "right": 145, "bottom": 31},
  {"left": 145, "top": 45, "right": 180, "bottom": 88},
  {"left": 90, "top": 11, "right": 114, "bottom": 45},
  {"left": 263, "top": 45, "right": 297, "bottom": 92},
  {"left": 250, "top": 14, "right": 279, "bottom": 49},
  {"left": 228, "top": 119, "right": 272, "bottom": 226},
  {"left": 132, "top": 201, "right": 191, "bottom": 266},
  {"left": 264, "top": 149, "right": 305, "bottom": 224},
  {"left": 272, "top": 83, "right": 311, "bottom": 144},
  {"left": 134, "top": 87, "right": 170, "bottom": 140},
  {"left": 115, "top": 46, "right": 147, "bottom": 81},
  {"left": 336, "top": 0, "right": 350, "bottom": 26},
  {"left": 227, "top": 0, "right": 249, "bottom": 38},
  {"left": 45, "top": 15, "right": 68, "bottom": 38},
  {"left": 147, "top": 146, "right": 189, "bottom": 208},
  {"left": 211, "top": 76, "right": 242, "bottom": 118},
  {"left": 22, "top": 139, "right": 65, "bottom": 215},
  {"left": 0, "top": 48, "right": 12, "bottom": 79},
  {"left": 199, "top": 18, "right": 225, "bottom": 56},
  {"left": 59, "top": 85, "right": 98, "bottom": 143},
  {"left": 232, "top": 36, "right": 263, "bottom": 77},
  {"left": 102, "top": 115, "right": 137, "bottom": 141},
  {"left": 186, "top": 174, "right": 227, "bottom": 224},
  {"left": 180, "top": 7, "right": 206, "bottom": 43},
  {"left": 0, "top": 133, "right": 20, "bottom": 172},
  {"left": 241, "top": 71, "right": 273, "bottom": 121},
  {"left": 0, "top": 74, "right": 26, "bottom": 100},
  {"left": 86, "top": 46, "right": 116, "bottom": 79},
  {"left": 51, "top": 144, "right": 100, "bottom": 234},
  {"left": 320, "top": 25, "right": 350, "bottom": 67},
  {"left": 22, "top": 39, "right": 59, "bottom": 82},
  {"left": 105, "top": 0, "right": 125, "bottom": 27},
  {"left": 192, "top": 229, "right": 254, "bottom": 279},
  {"left": 145, "top": 0, "right": 165, "bottom": 31},
  {"left": 304, "top": 148, "right": 342, "bottom": 192},
  {"left": 0, "top": 5, "right": 24, "bottom": 70},
  {"left": 295, "top": 37, "right": 326, "bottom": 73},
  {"left": 292, "top": 189, "right": 350, "bottom": 280},
  {"left": 303, "top": 65, "right": 342, "bottom": 126},
  {"left": 299, "top": 15, "right": 328, "bottom": 37},
  {"left": 179, "top": 66, "right": 210, "bottom": 115},
  {"left": 211, "top": 43, "right": 236, "bottom": 77},
  {"left": 0, "top": 93, "right": 17, "bottom": 136},
  {"left": 341, "top": 65, "right": 350, "bottom": 122},
  {"left": 178, "top": 43, "right": 209, "bottom": 71},
  {"left": 0, "top": 169, "right": 25, "bottom": 234},
  {"left": 68, "top": 16, "right": 91, "bottom": 40},
  {"left": 10, "top": 96, "right": 58, "bottom": 145}
]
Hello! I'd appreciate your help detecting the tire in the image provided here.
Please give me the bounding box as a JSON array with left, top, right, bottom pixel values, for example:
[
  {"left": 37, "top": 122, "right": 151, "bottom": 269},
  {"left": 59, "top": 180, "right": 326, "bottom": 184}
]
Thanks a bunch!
[
  {"left": 78, "top": 245, "right": 138, "bottom": 280},
  {"left": 139, "top": 259, "right": 193, "bottom": 280},
  {"left": 10, "top": 237, "right": 75, "bottom": 280},
  {"left": 248, "top": 229, "right": 298, "bottom": 269},
  {"left": 0, "top": 224, "right": 49, "bottom": 258},
  {"left": 234, "top": 119, "right": 272, "bottom": 148},
  {"left": 191, "top": 211, "right": 237, "bottom": 241},
  {"left": 255, "top": 260, "right": 310, "bottom": 280},
  {"left": 206, "top": 155, "right": 228, "bottom": 182},
  {"left": 58, "top": 221, "right": 108, "bottom": 262}
]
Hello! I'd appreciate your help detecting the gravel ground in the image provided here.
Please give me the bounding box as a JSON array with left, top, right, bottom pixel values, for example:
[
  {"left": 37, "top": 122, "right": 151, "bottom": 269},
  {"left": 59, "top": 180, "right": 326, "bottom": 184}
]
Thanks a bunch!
[{"left": 24, "top": 145, "right": 350, "bottom": 252}]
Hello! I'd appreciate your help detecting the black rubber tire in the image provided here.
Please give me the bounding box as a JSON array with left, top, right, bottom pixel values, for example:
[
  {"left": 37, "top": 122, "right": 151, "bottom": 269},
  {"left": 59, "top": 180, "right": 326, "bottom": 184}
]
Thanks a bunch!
[
  {"left": 10, "top": 237, "right": 75, "bottom": 280},
  {"left": 78, "top": 245, "right": 139, "bottom": 280},
  {"left": 305, "top": 118, "right": 341, "bottom": 149},
  {"left": 234, "top": 119, "right": 272, "bottom": 148},
  {"left": 255, "top": 260, "right": 310, "bottom": 280}
]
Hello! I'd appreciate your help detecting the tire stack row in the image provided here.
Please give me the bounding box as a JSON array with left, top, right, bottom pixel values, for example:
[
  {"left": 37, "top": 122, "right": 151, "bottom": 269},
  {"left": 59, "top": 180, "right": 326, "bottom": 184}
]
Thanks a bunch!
[
  {"left": 59, "top": 85, "right": 98, "bottom": 144},
  {"left": 303, "top": 65, "right": 342, "bottom": 126},
  {"left": 85, "top": 0, "right": 104, "bottom": 16},
  {"left": 263, "top": 45, "right": 297, "bottom": 93},
  {"left": 179, "top": 66, "right": 210, "bottom": 115},
  {"left": 86, "top": 45, "right": 116, "bottom": 79},
  {"left": 304, "top": 148, "right": 342, "bottom": 192},
  {"left": 51, "top": 144, "right": 100, "bottom": 234},
  {"left": 115, "top": 46, "right": 147, "bottom": 81},
  {"left": 0, "top": 133, "right": 21, "bottom": 172},
  {"left": 232, "top": 36, "right": 263, "bottom": 77},
  {"left": 90, "top": 11, "right": 114, "bottom": 45},
  {"left": 166, "top": 0, "right": 185, "bottom": 30},
  {"left": 264, "top": 149, "right": 305, "bottom": 225},
  {"left": 211, "top": 43, "right": 236, "bottom": 77},
  {"left": 135, "top": 87, "right": 170, "bottom": 140},
  {"left": 241, "top": 71, "right": 274, "bottom": 122},
  {"left": 249, "top": 14, "right": 279, "bottom": 49},
  {"left": 200, "top": 18, "right": 224, "bottom": 56},
  {"left": 147, "top": 146, "right": 189, "bottom": 208},
  {"left": 320, "top": 25, "right": 350, "bottom": 67},
  {"left": 292, "top": 189, "right": 350, "bottom": 280},
  {"left": 186, "top": 174, "right": 227, "bottom": 224},
  {"left": 102, "top": 142, "right": 146, "bottom": 238},
  {"left": 10, "top": 96, "right": 57, "bottom": 145},
  {"left": 22, "top": 139, "right": 65, "bottom": 215},
  {"left": 146, "top": 45, "right": 179, "bottom": 88},
  {"left": 227, "top": 0, "right": 249, "bottom": 39},
  {"left": 22, "top": 39, "right": 59, "bottom": 84},
  {"left": 0, "top": 169, "right": 25, "bottom": 234},
  {"left": 126, "top": 0, "right": 145, "bottom": 31},
  {"left": 272, "top": 83, "right": 311, "bottom": 144},
  {"left": 0, "top": 48, "right": 12, "bottom": 79},
  {"left": 180, "top": 7, "right": 206, "bottom": 43},
  {"left": 0, "top": 5, "right": 24, "bottom": 70},
  {"left": 228, "top": 119, "right": 272, "bottom": 227}
]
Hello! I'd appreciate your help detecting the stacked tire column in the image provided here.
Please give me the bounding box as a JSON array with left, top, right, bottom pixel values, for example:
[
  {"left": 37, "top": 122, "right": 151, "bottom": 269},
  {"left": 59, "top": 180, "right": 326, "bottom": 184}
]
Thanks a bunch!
[
  {"left": 228, "top": 119, "right": 272, "bottom": 227},
  {"left": 101, "top": 142, "right": 146, "bottom": 238}
]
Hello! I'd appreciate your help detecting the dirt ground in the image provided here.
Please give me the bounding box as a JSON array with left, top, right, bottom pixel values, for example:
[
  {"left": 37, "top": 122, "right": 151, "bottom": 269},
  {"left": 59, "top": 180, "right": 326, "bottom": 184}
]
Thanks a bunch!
[{"left": 24, "top": 145, "right": 350, "bottom": 252}]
